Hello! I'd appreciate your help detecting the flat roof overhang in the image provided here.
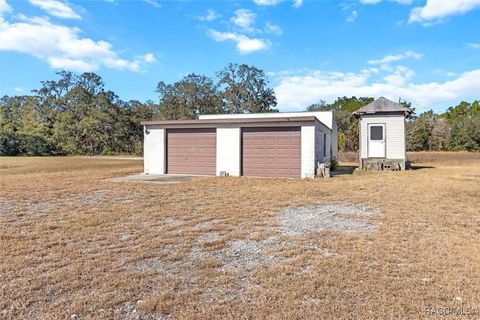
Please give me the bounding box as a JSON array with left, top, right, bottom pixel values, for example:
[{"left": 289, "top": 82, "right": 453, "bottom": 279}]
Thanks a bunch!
[{"left": 141, "top": 116, "right": 318, "bottom": 128}]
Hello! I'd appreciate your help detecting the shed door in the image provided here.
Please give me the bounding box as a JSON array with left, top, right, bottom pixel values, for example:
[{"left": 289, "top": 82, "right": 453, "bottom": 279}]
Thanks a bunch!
[
  {"left": 368, "top": 124, "right": 385, "bottom": 158},
  {"left": 166, "top": 128, "right": 216, "bottom": 175},
  {"left": 242, "top": 127, "right": 301, "bottom": 178}
]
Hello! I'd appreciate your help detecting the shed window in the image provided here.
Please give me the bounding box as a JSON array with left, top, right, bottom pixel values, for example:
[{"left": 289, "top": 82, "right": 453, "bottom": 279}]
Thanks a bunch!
[{"left": 370, "top": 126, "right": 383, "bottom": 141}]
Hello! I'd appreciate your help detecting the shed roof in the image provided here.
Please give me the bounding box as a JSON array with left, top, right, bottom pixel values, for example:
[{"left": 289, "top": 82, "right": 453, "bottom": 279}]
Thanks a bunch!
[{"left": 353, "top": 97, "right": 412, "bottom": 117}]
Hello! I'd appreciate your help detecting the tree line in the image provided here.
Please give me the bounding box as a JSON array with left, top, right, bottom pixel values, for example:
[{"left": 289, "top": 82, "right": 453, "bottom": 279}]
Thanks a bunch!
[
  {"left": 0, "top": 64, "right": 277, "bottom": 156},
  {"left": 1, "top": 64, "right": 478, "bottom": 156},
  {"left": 307, "top": 97, "right": 480, "bottom": 152}
]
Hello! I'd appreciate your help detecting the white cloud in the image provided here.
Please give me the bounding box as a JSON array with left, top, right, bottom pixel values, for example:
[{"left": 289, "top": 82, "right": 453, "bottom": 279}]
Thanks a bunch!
[
  {"left": 368, "top": 51, "right": 422, "bottom": 66},
  {"left": 467, "top": 43, "right": 480, "bottom": 49},
  {"left": 360, "top": 0, "right": 412, "bottom": 4},
  {"left": 253, "top": 0, "right": 302, "bottom": 7},
  {"left": 198, "top": 9, "right": 219, "bottom": 22},
  {"left": 254, "top": 0, "right": 282, "bottom": 5},
  {"left": 409, "top": 0, "right": 480, "bottom": 24},
  {"left": 28, "top": 0, "right": 80, "bottom": 20},
  {"left": 104, "top": 0, "right": 160, "bottom": 7},
  {"left": 264, "top": 22, "right": 282, "bottom": 35},
  {"left": 231, "top": 9, "right": 256, "bottom": 31},
  {"left": 143, "top": 53, "right": 155, "bottom": 63},
  {"left": 0, "top": 0, "right": 12, "bottom": 16},
  {"left": 360, "top": 0, "right": 381, "bottom": 4},
  {"left": 273, "top": 67, "right": 480, "bottom": 111},
  {"left": 0, "top": 15, "right": 155, "bottom": 72},
  {"left": 14, "top": 86, "right": 24, "bottom": 93},
  {"left": 293, "top": 0, "right": 303, "bottom": 8},
  {"left": 141, "top": 0, "right": 160, "bottom": 8},
  {"left": 208, "top": 29, "right": 270, "bottom": 54},
  {"left": 47, "top": 57, "right": 97, "bottom": 71},
  {"left": 347, "top": 10, "right": 358, "bottom": 22}
]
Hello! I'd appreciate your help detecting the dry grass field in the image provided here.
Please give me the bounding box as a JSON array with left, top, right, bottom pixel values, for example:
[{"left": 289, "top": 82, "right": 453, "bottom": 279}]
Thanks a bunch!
[{"left": 1, "top": 153, "right": 479, "bottom": 319}]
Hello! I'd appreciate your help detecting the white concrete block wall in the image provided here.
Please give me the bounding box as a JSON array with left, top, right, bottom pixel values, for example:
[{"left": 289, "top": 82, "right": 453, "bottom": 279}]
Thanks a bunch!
[
  {"left": 143, "top": 128, "right": 165, "bottom": 174},
  {"left": 360, "top": 114, "right": 406, "bottom": 160},
  {"left": 331, "top": 119, "right": 338, "bottom": 159},
  {"left": 301, "top": 125, "right": 316, "bottom": 179},
  {"left": 314, "top": 127, "right": 322, "bottom": 168},
  {"left": 314, "top": 121, "right": 332, "bottom": 167},
  {"left": 216, "top": 127, "right": 241, "bottom": 176}
]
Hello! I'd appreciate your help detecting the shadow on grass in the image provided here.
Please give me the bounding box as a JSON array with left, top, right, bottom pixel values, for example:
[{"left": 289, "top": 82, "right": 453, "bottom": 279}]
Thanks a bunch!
[
  {"left": 332, "top": 165, "right": 357, "bottom": 176},
  {"left": 409, "top": 165, "right": 435, "bottom": 170},
  {"left": 332, "top": 164, "right": 435, "bottom": 174}
]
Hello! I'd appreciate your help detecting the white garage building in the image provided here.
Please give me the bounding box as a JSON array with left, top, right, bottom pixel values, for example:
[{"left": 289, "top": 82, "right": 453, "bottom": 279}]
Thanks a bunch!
[{"left": 141, "top": 111, "right": 337, "bottom": 179}]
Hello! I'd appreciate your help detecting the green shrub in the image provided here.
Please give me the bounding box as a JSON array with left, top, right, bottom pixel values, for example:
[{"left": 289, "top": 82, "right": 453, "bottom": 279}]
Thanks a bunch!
[
  {"left": 19, "top": 133, "right": 54, "bottom": 155},
  {"left": 330, "top": 157, "right": 338, "bottom": 171},
  {"left": 0, "top": 130, "right": 21, "bottom": 156}
]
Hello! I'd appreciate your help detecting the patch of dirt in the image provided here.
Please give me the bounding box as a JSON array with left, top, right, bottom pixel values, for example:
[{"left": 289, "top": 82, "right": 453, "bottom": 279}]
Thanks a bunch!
[
  {"left": 66, "top": 190, "right": 135, "bottom": 207},
  {"left": 278, "top": 203, "right": 376, "bottom": 236},
  {"left": 0, "top": 198, "right": 53, "bottom": 220},
  {"left": 196, "top": 231, "right": 221, "bottom": 244},
  {"left": 218, "top": 238, "right": 281, "bottom": 271},
  {"left": 191, "top": 219, "right": 223, "bottom": 231},
  {"left": 133, "top": 257, "right": 165, "bottom": 272},
  {"left": 1, "top": 190, "right": 135, "bottom": 221},
  {"left": 163, "top": 217, "right": 183, "bottom": 227},
  {"left": 188, "top": 203, "right": 373, "bottom": 273},
  {"left": 114, "top": 302, "right": 173, "bottom": 320},
  {"left": 0, "top": 199, "right": 15, "bottom": 219},
  {"left": 189, "top": 236, "right": 288, "bottom": 272}
]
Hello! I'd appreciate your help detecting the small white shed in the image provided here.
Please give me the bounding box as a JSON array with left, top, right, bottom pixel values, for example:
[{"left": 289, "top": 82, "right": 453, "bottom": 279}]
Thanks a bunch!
[{"left": 353, "top": 97, "right": 412, "bottom": 170}]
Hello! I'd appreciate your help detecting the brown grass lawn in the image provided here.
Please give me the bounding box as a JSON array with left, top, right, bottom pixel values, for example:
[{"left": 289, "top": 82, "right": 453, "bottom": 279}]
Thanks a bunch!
[{"left": 1, "top": 153, "right": 479, "bottom": 319}]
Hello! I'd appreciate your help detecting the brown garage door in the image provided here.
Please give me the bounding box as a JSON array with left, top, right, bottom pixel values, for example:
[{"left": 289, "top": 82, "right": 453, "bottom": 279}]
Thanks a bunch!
[
  {"left": 242, "top": 127, "right": 301, "bottom": 178},
  {"left": 167, "top": 128, "right": 216, "bottom": 175}
]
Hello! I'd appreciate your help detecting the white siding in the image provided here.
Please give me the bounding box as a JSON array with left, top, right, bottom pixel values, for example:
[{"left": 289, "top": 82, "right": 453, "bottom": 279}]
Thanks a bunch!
[
  {"left": 216, "top": 127, "right": 241, "bottom": 176},
  {"left": 301, "top": 125, "right": 316, "bottom": 179},
  {"left": 143, "top": 127, "right": 165, "bottom": 174},
  {"left": 360, "top": 114, "right": 406, "bottom": 160}
]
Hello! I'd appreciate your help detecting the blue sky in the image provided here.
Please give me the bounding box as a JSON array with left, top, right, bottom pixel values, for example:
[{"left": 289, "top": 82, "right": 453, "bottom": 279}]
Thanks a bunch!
[{"left": 0, "top": 0, "right": 479, "bottom": 112}]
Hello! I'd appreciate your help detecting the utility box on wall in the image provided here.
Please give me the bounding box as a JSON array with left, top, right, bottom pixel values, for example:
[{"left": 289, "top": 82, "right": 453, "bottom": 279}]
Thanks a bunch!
[{"left": 353, "top": 97, "right": 412, "bottom": 171}]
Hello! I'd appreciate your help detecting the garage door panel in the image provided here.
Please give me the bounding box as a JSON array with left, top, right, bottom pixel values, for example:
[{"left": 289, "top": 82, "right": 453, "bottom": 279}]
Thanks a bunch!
[
  {"left": 265, "top": 156, "right": 276, "bottom": 163},
  {"left": 277, "top": 157, "right": 292, "bottom": 165},
  {"left": 167, "top": 128, "right": 216, "bottom": 175},
  {"left": 276, "top": 137, "right": 292, "bottom": 146},
  {"left": 254, "top": 168, "right": 266, "bottom": 175},
  {"left": 265, "top": 168, "right": 279, "bottom": 176},
  {"left": 255, "top": 149, "right": 267, "bottom": 156},
  {"left": 273, "top": 168, "right": 289, "bottom": 176},
  {"left": 242, "top": 127, "right": 301, "bottom": 178}
]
